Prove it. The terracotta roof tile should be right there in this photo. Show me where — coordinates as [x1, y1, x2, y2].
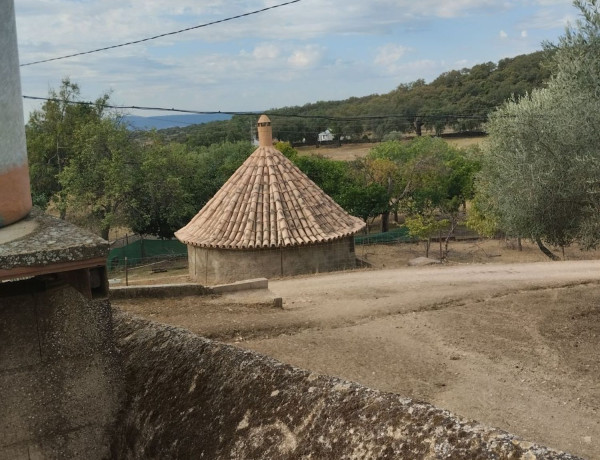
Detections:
[175, 119, 366, 249]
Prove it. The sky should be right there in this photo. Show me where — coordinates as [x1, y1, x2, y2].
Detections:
[14, 0, 578, 123]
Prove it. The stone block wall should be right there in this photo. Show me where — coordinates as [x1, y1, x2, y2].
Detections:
[111, 310, 581, 460]
[188, 237, 357, 285]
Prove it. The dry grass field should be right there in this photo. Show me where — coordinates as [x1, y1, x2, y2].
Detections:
[296, 135, 486, 161]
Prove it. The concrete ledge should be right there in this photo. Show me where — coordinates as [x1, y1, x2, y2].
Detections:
[0, 208, 108, 278]
[110, 278, 268, 300]
[110, 283, 213, 300]
[211, 278, 268, 294]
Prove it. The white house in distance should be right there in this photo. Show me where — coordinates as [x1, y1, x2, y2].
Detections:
[318, 129, 334, 142]
[175, 115, 365, 285]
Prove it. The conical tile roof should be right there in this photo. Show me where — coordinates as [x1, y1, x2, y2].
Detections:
[175, 116, 365, 249]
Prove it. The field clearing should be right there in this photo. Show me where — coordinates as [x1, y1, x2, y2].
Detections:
[296, 135, 486, 161]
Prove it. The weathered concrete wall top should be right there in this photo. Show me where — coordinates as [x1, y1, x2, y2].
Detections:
[112, 310, 581, 460]
[0, 209, 108, 271]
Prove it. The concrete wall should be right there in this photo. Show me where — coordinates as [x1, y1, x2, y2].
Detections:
[111, 310, 581, 460]
[189, 237, 357, 285]
[0, 281, 122, 459]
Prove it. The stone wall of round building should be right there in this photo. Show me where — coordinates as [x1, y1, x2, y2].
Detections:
[188, 237, 357, 285]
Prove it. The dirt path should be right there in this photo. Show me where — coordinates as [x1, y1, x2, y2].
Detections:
[115, 260, 600, 459]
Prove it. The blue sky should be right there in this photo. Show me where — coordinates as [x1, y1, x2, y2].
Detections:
[15, 0, 577, 122]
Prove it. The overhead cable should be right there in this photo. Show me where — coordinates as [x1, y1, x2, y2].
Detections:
[19, 0, 301, 67]
[22, 95, 491, 121]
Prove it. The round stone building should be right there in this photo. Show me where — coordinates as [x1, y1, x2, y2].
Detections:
[175, 115, 366, 284]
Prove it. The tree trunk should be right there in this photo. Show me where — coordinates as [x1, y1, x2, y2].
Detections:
[425, 238, 430, 258]
[100, 225, 110, 241]
[414, 118, 423, 136]
[517, 237, 522, 251]
[535, 238, 560, 261]
[381, 211, 390, 233]
[443, 218, 458, 259]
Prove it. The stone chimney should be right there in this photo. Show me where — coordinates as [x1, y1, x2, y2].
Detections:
[257, 114, 272, 147]
[0, 0, 32, 227]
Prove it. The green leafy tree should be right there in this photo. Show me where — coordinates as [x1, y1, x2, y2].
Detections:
[123, 140, 254, 239]
[274, 141, 299, 161]
[476, 0, 600, 259]
[405, 214, 449, 258]
[340, 183, 389, 228]
[293, 154, 352, 202]
[26, 78, 109, 216]
[195, 141, 255, 202]
[362, 137, 479, 235]
[59, 116, 137, 239]
[127, 140, 203, 238]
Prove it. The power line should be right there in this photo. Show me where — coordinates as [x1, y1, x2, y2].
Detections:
[22, 95, 494, 121]
[22, 95, 259, 115]
[19, 0, 301, 67]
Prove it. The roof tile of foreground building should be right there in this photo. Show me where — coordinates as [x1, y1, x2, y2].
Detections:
[175, 116, 365, 249]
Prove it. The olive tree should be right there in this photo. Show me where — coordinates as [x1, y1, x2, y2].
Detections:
[477, 0, 600, 259]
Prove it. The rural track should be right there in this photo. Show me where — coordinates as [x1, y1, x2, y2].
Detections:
[265, 259, 600, 329]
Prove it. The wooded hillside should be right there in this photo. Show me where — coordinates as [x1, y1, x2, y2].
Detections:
[157, 51, 551, 147]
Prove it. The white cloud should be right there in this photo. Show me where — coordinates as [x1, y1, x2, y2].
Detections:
[287, 45, 323, 69]
[519, 8, 574, 30]
[499, 30, 508, 39]
[521, 30, 528, 38]
[374, 44, 410, 68]
[532, 0, 571, 6]
[373, 55, 441, 80]
[15, 0, 522, 52]
[252, 43, 281, 60]
[433, 0, 500, 18]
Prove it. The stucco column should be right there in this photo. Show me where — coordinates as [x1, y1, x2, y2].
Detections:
[0, 0, 32, 227]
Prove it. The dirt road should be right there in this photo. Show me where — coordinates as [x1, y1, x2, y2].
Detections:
[115, 260, 600, 459]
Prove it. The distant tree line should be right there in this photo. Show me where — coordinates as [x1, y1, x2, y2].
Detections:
[155, 51, 551, 147]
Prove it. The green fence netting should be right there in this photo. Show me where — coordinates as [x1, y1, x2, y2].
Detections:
[354, 226, 414, 245]
[108, 227, 414, 270]
[108, 239, 187, 270]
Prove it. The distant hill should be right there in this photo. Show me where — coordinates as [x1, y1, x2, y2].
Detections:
[123, 113, 232, 130]
[153, 50, 553, 147]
